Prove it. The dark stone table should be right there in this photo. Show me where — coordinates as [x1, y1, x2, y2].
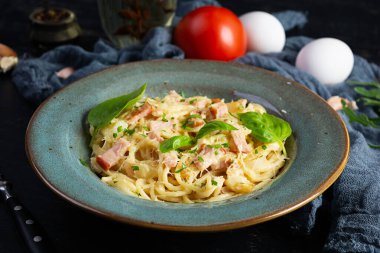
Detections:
[0, 1, 378, 252]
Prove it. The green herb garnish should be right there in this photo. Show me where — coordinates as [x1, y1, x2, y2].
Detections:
[117, 126, 123, 132]
[124, 128, 135, 135]
[88, 84, 146, 144]
[159, 136, 194, 153]
[189, 99, 197, 104]
[79, 159, 90, 168]
[132, 165, 139, 171]
[196, 121, 237, 139]
[262, 145, 267, 150]
[198, 156, 204, 162]
[341, 100, 380, 128]
[222, 143, 229, 148]
[113, 133, 117, 138]
[162, 113, 168, 122]
[211, 179, 218, 186]
[239, 112, 291, 154]
[175, 163, 187, 173]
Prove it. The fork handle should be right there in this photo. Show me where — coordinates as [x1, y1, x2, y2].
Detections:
[6, 197, 53, 253]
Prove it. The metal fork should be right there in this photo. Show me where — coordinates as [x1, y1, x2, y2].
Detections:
[0, 173, 52, 253]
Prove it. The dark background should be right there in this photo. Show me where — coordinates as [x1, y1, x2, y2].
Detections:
[0, 1, 379, 253]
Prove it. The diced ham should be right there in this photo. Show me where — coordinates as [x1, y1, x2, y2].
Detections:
[126, 102, 153, 125]
[211, 157, 233, 173]
[163, 151, 179, 168]
[166, 90, 182, 103]
[327, 96, 358, 111]
[96, 138, 130, 170]
[194, 145, 219, 171]
[209, 102, 229, 119]
[149, 120, 172, 132]
[229, 130, 251, 153]
[148, 131, 163, 142]
[148, 120, 173, 142]
[193, 99, 207, 109]
[187, 117, 204, 128]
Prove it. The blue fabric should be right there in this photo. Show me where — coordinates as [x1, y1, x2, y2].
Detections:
[11, 1, 380, 252]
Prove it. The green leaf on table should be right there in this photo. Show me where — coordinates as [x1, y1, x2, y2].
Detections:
[360, 97, 380, 107]
[238, 112, 292, 143]
[88, 83, 147, 129]
[368, 143, 380, 149]
[196, 121, 237, 139]
[348, 80, 380, 88]
[341, 100, 380, 128]
[354, 87, 380, 100]
[159, 136, 194, 153]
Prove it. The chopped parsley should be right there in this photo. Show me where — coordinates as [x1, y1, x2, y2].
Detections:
[255, 149, 258, 154]
[180, 99, 185, 102]
[198, 156, 204, 162]
[262, 145, 267, 150]
[207, 144, 222, 149]
[140, 134, 147, 138]
[113, 133, 118, 138]
[117, 126, 123, 132]
[79, 159, 90, 168]
[222, 143, 229, 148]
[142, 126, 149, 131]
[132, 165, 139, 171]
[124, 128, 135, 136]
[162, 113, 168, 122]
[211, 179, 218, 186]
[189, 99, 197, 104]
[189, 148, 198, 154]
[214, 150, 219, 155]
[175, 163, 187, 173]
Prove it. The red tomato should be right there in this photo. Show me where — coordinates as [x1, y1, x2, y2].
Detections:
[174, 6, 247, 61]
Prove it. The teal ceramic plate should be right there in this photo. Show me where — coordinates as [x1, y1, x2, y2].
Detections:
[26, 60, 349, 231]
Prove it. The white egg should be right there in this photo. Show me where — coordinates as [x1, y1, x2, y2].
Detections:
[240, 11, 285, 53]
[295, 38, 354, 85]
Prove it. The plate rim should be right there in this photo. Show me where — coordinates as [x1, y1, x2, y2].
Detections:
[25, 59, 350, 232]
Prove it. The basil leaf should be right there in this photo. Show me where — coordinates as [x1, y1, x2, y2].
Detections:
[88, 83, 147, 129]
[360, 97, 380, 107]
[196, 121, 237, 139]
[341, 100, 380, 128]
[354, 87, 380, 100]
[159, 136, 194, 153]
[239, 112, 292, 143]
[348, 80, 380, 88]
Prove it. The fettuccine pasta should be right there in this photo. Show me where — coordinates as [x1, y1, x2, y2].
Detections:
[89, 90, 288, 203]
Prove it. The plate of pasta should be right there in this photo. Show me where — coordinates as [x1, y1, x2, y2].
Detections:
[26, 60, 349, 231]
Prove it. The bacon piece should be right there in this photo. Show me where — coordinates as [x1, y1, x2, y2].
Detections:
[211, 98, 221, 103]
[149, 120, 172, 132]
[194, 145, 218, 171]
[126, 102, 153, 125]
[211, 157, 233, 173]
[327, 96, 358, 111]
[193, 99, 207, 109]
[187, 117, 204, 128]
[209, 102, 229, 119]
[163, 151, 179, 168]
[166, 90, 182, 103]
[96, 139, 130, 170]
[229, 130, 251, 153]
[148, 120, 172, 142]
